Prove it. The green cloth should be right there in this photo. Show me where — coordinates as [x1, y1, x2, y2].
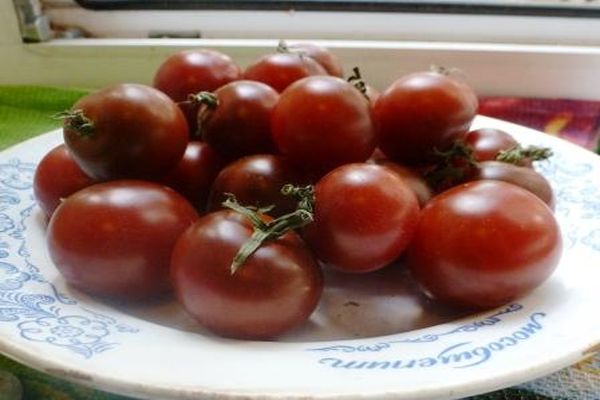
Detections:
[0, 86, 89, 148]
[0, 85, 595, 400]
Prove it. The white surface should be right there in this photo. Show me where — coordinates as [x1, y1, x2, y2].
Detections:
[0, 116, 599, 399]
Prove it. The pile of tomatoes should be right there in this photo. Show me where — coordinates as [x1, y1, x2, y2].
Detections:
[34, 42, 562, 340]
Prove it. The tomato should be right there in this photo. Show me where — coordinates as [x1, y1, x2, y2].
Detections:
[243, 51, 327, 93]
[373, 71, 478, 166]
[47, 181, 199, 301]
[171, 210, 323, 339]
[207, 154, 305, 217]
[288, 42, 344, 77]
[162, 141, 224, 211]
[201, 80, 278, 160]
[406, 180, 562, 310]
[465, 128, 519, 162]
[379, 161, 433, 207]
[272, 76, 376, 177]
[33, 144, 95, 218]
[154, 49, 242, 102]
[303, 164, 420, 273]
[469, 161, 555, 209]
[62, 84, 188, 181]
[153, 49, 242, 136]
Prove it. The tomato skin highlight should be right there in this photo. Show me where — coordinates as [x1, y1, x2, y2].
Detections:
[171, 210, 323, 339]
[303, 164, 420, 273]
[288, 42, 344, 77]
[406, 180, 562, 310]
[272, 76, 376, 177]
[373, 71, 478, 166]
[63, 84, 189, 181]
[153, 49, 242, 102]
[47, 180, 199, 301]
[33, 144, 96, 218]
[243, 52, 327, 93]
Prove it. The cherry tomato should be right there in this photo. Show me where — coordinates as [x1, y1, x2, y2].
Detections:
[465, 128, 519, 162]
[469, 161, 555, 209]
[33, 144, 95, 218]
[407, 180, 562, 310]
[154, 49, 242, 101]
[243, 52, 327, 93]
[303, 164, 420, 273]
[171, 210, 323, 339]
[153, 49, 242, 136]
[207, 154, 305, 217]
[162, 141, 224, 211]
[379, 161, 433, 207]
[288, 42, 344, 77]
[201, 80, 278, 160]
[272, 76, 376, 177]
[62, 84, 188, 181]
[373, 71, 478, 165]
[47, 181, 199, 301]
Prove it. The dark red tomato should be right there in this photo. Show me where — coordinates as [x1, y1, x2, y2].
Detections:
[153, 49, 242, 102]
[33, 144, 96, 218]
[407, 180, 562, 310]
[469, 161, 554, 209]
[373, 71, 478, 166]
[465, 128, 519, 162]
[162, 141, 224, 210]
[153, 49, 242, 136]
[63, 84, 188, 181]
[272, 76, 376, 177]
[202, 80, 279, 160]
[303, 164, 420, 273]
[47, 181, 199, 301]
[379, 161, 433, 208]
[171, 210, 323, 339]
[243, 52, 327, 93]
[207, 154, 305, 217]
[288, 42, 344, 77]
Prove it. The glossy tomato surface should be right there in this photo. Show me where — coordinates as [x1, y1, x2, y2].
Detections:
[207, 154, 304, 217]
[63, 84, 189, 181]
[171, 210, 323, 339]
[202, 80, 278, 160]
[33, 144, 95, 218]
[47, 181, 199, 301]
[465, 128, 519, 162]
[407, 180, 562, 309]
[153, 49, 242, 102]
[272, 76, 376, 177]
[303, 164, 420, 273]
[243, 52, 327, 93]
[373, 71, 478, 166]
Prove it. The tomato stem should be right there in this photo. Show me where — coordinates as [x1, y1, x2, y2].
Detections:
[347, 67, 370, 101]
[425, 140, 477, 191]
[223, 185, 315, 275]
[496, 145, 553, 165]
[188, 91, 219, 139]
[53, 109, 94, 138]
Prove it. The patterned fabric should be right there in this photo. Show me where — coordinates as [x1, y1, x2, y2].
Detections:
[0, 86, 598, 400]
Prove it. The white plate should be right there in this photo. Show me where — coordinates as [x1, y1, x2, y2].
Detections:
[0, 116, 598, 400]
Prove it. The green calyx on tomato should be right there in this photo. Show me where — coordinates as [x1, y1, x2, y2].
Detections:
[496, 144, 553, 165]
[223, 184, 315, 274]
[53, 109, 94, 138]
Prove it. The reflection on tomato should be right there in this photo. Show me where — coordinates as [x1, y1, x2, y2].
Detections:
[47, 181, 199, 301]
[407, 180, 562, 309]
[303, 164, 420, 273]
